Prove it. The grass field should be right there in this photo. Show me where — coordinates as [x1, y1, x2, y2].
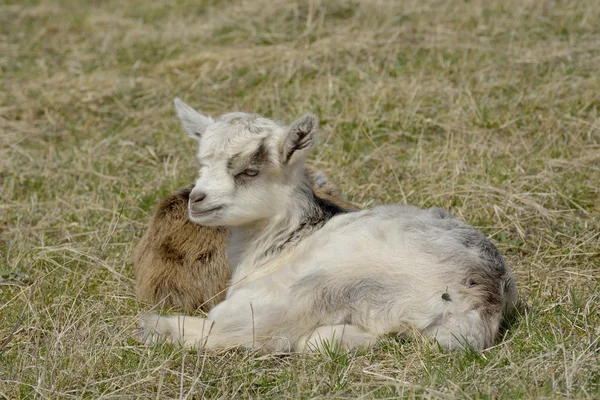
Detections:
[1, 0, 599, 398]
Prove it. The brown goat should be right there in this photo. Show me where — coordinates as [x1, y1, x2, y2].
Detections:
[133, 166, 358, 312]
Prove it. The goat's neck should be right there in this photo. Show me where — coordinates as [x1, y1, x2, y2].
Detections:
[227, 181, 338, 281]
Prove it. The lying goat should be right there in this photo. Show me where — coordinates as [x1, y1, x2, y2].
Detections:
[138, 99, 517, 351]
[134, 168, 358, 312]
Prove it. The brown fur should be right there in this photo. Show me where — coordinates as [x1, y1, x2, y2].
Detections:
[133, 167, 358, 312]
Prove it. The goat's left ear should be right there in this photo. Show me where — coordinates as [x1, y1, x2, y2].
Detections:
[174, 97, 214, 141]
[281, 113, 318, 166]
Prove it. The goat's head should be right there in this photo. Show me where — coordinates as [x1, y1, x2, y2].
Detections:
[174, 98, 318, 227]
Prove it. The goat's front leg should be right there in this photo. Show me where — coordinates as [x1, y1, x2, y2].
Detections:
[137, 292, 291, 351]
[137, 313, 218, 349]
[137, 307, 279, 350]
[297, 324, 378, 352]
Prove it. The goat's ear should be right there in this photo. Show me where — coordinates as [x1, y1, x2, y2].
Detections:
[174, 98, 214, 141]
[281, 113, 318, 166]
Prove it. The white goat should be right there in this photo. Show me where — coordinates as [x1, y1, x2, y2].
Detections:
[138, 98, 517, 352]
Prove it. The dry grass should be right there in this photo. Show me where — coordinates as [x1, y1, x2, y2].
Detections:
[1, 0, 599, 398]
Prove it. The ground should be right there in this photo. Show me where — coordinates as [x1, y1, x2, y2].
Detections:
[1, 0, 599, 398]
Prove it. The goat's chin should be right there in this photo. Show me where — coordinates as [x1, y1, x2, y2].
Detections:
[189, 217, 222, 226]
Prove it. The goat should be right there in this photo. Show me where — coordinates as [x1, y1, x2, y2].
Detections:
[137, 98, 517, 352]
[133, 167, 358, 312]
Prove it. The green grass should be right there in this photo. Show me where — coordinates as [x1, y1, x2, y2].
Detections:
[1, 0, 599, 398]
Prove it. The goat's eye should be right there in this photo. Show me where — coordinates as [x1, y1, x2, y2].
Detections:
[243, 168, 259, 177]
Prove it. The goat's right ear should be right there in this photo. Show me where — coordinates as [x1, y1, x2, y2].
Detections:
[174, 98, 214, 141]
[281, 113, 318, 166]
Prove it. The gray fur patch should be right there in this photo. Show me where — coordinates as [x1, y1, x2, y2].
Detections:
[291, 272, 398, 323]
[406, 207, 507, 277]
[262, 186, 350, 258]
[457, 230, 506, 273]
[229, 139, 273, 183]
[429, 207, 453, 219]
[249, 140, 271, 166]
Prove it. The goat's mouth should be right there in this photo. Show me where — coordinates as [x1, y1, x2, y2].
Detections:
[190, 205, 224, 219]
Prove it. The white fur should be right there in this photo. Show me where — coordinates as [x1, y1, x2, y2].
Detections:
[139, 100, 517, 352]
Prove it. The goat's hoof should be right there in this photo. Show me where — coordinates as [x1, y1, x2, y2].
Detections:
[135, 313, 171, 346]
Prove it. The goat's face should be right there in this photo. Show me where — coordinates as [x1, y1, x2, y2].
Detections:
[174, 98, 318, 227]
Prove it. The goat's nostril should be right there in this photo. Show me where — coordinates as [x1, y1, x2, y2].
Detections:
[190, 191, 207, 203]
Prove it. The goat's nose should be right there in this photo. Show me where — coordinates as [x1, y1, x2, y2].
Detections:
[190, 190, 207, 203]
